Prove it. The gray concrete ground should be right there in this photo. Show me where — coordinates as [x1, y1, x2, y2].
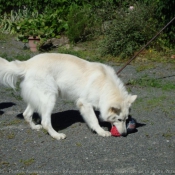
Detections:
[0, 38, 175, 175]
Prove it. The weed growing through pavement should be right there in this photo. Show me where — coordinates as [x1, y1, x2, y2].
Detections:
[7, 133, 15, 139]
[3, 119, 21, 126]
[0, 32, 12, 41]
[135, 64, 156, 72]
[162, 130, 175, 138]
[0, 161, 10, 167]
[76, 142, 82, 147]
[20, 158, 35, 166]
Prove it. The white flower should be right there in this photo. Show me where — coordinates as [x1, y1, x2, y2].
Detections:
[129, 6, 134, 10]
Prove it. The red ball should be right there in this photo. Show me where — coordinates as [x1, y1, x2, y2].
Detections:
[110, 125, 121, 137]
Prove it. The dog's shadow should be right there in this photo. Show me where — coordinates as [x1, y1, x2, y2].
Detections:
[0, 102, 16, 115]
[1, 102, 146, 135]
[127, 115, 146, 135]
[17, 110, 111, 131]
[17, 110, 145, 135]
[51, 110, 85, 130]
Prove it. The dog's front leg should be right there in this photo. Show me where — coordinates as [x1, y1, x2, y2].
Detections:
[77, 99, 111, 137]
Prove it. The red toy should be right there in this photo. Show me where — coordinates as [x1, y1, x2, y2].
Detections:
[110, 125, 121, 137]
[111, 117, 136, 137]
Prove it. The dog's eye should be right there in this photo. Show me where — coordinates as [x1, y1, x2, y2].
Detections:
[107, 116, 116, 122]
[118, 119, 122, 122]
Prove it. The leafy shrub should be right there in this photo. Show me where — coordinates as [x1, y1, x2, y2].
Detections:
[1, 0, 174, 54]
[0, 8, 68, 48]
[139, 0, 175, 48]
[0, 0, 121, 14]
[0, 9, 28, 34]
[101, 3, 158, 58]
[67, 3, 102, 42]
[0, 0, 70, 14]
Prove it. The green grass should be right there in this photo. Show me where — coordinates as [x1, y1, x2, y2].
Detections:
[135, 95, 175, 116]
[3, 119, 21, 126]
[134, 48, 175, 64]
[57, 47, 103, 63]
[57, 39, 123, 63]
[146, 96, 165, 106]
[135, 64, 156, 72]
[162, 130, 175, 138]
[58, 48, 88, 59]
[56, 43, 175, 64]
[7, 133, 15, 139]
[0, 32, 13, 41]
[1, 31, 175, 64]
[127, 75, 175, 91]
[20, 158, 35, 166]
[0, 161, 10, 166]
[76, 142, 82, 147]
[1, 53, 31, 61]
[11, 91, 23, 101]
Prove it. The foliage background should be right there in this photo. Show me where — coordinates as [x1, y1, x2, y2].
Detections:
[0, 0, 174, 58]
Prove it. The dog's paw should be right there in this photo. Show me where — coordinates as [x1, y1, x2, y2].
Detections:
[53, 133, 66, 140]
[31, 124, 42, 131]
[98, 130, 111, 137]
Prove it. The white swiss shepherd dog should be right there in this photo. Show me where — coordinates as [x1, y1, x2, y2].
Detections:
[0, 53, 137, 140]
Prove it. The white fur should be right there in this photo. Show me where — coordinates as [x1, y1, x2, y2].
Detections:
[0, 53, 137, 140]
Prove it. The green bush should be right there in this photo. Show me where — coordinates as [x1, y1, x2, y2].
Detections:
[14, 10, 68, 41]
[1, 0, 174, 55]
[67, 3, 102, 42]
[101, 3, 158, 58]
[0, 7, 68, 45]
[0, 8, 34, 34]
[139, 0, 175, 48]
[0, 0, 122, 14]
[0, 0, 70, 14]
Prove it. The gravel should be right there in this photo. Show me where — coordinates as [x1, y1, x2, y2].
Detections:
[0, 38, 175, 175]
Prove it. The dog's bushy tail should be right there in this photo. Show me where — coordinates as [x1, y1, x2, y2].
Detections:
[0, 57, 25, 89]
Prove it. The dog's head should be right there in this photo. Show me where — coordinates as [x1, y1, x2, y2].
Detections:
[106, 95, 137, 136]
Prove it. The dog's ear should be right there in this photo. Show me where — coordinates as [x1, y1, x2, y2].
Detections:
[128, 95, 137, 104]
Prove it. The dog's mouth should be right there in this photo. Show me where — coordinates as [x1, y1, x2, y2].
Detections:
[111, 123, 128, 137]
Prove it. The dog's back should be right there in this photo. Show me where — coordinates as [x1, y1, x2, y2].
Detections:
[0, 53, 126, 105]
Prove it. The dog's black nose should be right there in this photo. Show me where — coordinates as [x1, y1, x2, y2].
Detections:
[122, 133, 127, 137]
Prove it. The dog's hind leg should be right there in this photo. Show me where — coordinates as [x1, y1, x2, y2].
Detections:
[77, 99, 111, 137]
[39, 94, 66, 140]
[23, 105, 42, 131]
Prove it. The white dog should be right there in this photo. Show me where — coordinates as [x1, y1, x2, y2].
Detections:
[0, 53, 137, 140]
